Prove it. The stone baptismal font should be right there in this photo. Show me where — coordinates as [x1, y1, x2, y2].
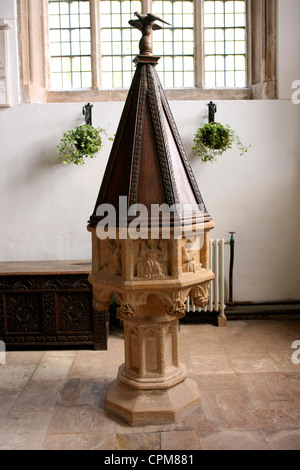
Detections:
[87, 13, 215, 426]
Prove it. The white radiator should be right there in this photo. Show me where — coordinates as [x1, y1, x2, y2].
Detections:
[186, 238, 227, 318]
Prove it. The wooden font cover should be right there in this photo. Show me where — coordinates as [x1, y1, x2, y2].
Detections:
[89, 14, 211, 227]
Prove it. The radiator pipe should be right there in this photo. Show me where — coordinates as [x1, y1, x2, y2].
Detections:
[228, 232, 235, 303]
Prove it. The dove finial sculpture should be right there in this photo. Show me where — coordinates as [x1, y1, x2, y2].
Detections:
[129, 12, 171, 55]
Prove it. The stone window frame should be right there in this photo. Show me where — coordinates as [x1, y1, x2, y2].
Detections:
[17, 0, 277, 103]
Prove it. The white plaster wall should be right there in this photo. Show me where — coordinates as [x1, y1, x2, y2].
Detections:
[0, 0, 299, 302]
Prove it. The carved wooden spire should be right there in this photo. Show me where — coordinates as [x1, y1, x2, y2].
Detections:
[89, 14, 211, 227]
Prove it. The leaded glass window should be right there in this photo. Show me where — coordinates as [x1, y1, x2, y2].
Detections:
[203, 0, 247, 88]
[99, 0, 141, 88]
[152, 0, 194, 88]
[47, 0, 247, 91]
[48, 0, 92, 88]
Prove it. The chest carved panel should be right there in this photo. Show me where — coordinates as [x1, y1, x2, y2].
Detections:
[0, 267, 107, 350]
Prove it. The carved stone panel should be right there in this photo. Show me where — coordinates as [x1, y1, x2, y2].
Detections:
[145, 328, 160, 373]
[130, 327, 139, 371]
[164, 326, 173, 371]
[99, 240, 122, 276]
[134, 239, 168, 279]
[182, 237, 202, 273]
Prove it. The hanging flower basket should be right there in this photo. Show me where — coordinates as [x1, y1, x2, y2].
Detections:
[192, 122, 250, 163]
[57, 124, 108, 166]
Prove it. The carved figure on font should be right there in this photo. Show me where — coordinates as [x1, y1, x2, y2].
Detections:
[136, 239, 165, 279]
[99, 240, 122, 276]
[182, 238, 202, 273]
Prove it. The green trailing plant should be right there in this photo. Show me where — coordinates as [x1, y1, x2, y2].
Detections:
[57, 124, 112, 166]
[192, 122, 250, 163]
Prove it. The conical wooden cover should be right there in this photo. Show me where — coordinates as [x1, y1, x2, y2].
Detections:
[89, 55, 211, 227]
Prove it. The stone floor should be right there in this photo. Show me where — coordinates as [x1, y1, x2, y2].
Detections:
[0, 319, 300, 450]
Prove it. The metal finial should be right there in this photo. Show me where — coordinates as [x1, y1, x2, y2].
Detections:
[128, 12, 171, 55]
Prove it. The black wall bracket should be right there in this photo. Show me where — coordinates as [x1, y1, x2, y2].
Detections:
[83, 102, 93, 125]
[208, 101, 217, 123]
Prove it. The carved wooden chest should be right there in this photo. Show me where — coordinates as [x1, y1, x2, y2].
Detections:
[0, 261, 108, 350]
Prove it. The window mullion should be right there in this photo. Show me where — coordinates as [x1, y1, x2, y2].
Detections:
[90, 0, 101, 89]
[246, 0, 252, 87]
[43, 0, 50, 89]
[194, 0, 203, 88]
[141, 0, 152, 15]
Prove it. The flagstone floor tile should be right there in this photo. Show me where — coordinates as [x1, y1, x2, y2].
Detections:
[0, 319, 299, 450]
